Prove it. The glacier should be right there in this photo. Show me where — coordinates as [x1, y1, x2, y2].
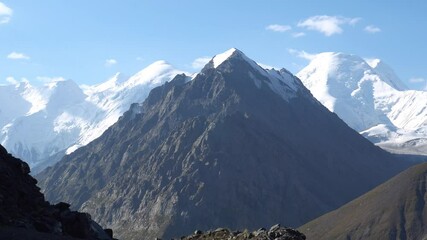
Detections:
[297, 52, 427, 156]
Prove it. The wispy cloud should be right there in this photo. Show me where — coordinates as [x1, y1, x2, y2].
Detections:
[136, 56, 144, 61]
[408, 77, 427, 90]
[297, 15, 360, 36]
[6, 76, 18, 85]
[288, 48, 317, 61]
[0, 2, 12, 24]
[7, 52, 30, 60]
[36, 76, 66, 83]
[105, 59, 118, 67]
[292, 32, 306, 38]
[4, 76, 29, 85]
[266, 24, 292, 32]
[409, 77, 425, 83]
[192, 57, 211, 69]
[364, 25, 381, 33]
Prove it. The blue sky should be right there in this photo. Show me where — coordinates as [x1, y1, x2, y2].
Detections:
[1, 0, 426, 89]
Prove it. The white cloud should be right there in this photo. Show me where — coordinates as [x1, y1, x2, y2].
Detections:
[6, 76, 18, 85]
[0, 2, 12, 24]
[7, 52, 30, 60]
[297, 15, 360, 36]
[288, 48, 317, 61]
[266, 24, 292, 32]
[4, 76, 29, 85]
[292, 32, 306, 38]
[409, 77, 426, 83]
[136, 56, 144, 61]
[36, 76, 66, 83]
[105, 59, 118, 67]
[192, 57, 211, 69]
[364, 25, 381, 33]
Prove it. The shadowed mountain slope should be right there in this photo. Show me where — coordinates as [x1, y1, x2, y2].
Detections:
[300, 162, 427, 240]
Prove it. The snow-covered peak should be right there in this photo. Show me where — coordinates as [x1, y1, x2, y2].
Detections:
[298, 52, 407, 101]
[46, 80, 86, 111]
[84, 72, 125, 94]
[300, 52, 407, 93]
[212, 48, 239, 68]
[365, 58, 381, 68]
[210, 48, 264, 70]
[297, 52, 406, 130]
[205, 48, 306, 101]
[297, 51, 427, 155]
[86, 61, 181, 96]
[369, 59, 407, 90]
[209, 48, 268, 73]
[124, 60, 176, 88]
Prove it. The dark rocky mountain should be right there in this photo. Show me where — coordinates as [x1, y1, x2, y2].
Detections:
[38, 49, 411, 239]
[299, 162, 427, 240]
[0, 144, 115, 240]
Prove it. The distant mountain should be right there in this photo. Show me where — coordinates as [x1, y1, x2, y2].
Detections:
[0, 61, 184, 172]
[300, 162, 427, 240]
[0, 144, 114, 240]
[38, 48, 410, 240]
[297, 52, 427, 156]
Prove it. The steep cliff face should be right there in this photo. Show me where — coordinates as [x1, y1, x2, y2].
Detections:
[300, 162, 427, 240]
[39, 49, 410, 240]
[0, 144, 114, 240]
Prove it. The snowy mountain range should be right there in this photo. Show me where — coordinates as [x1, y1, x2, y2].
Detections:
[297, 52, 427, 156]
[1, 50, 426, 173]
[0, 61, 185, 171]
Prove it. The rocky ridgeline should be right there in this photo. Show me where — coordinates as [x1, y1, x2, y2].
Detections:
[175, 224, 305, 240]
[0, 144, 115, 240]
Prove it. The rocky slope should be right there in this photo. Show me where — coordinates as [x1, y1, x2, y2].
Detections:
[0, 62, 184, 172]
[179, 224, 305, 240]
[297, 52, 427, 156]
[0, 144, 115, 240]
[299, 162, 427, 240]
[38, 49, 410, 240]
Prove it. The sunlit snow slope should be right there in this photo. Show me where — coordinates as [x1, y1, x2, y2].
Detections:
[0, 61, 185, 171]
[297, 52, 427, 156]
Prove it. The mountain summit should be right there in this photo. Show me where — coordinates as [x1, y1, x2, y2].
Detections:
[297, 52, 427, 156]
[38, 49, 409, 239]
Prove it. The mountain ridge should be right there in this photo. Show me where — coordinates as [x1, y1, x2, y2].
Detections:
[38, 48, 410, 240]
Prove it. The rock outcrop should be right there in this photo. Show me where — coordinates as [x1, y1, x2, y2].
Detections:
[0, 144, 115, 240]
[178, 224, 305, 240]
